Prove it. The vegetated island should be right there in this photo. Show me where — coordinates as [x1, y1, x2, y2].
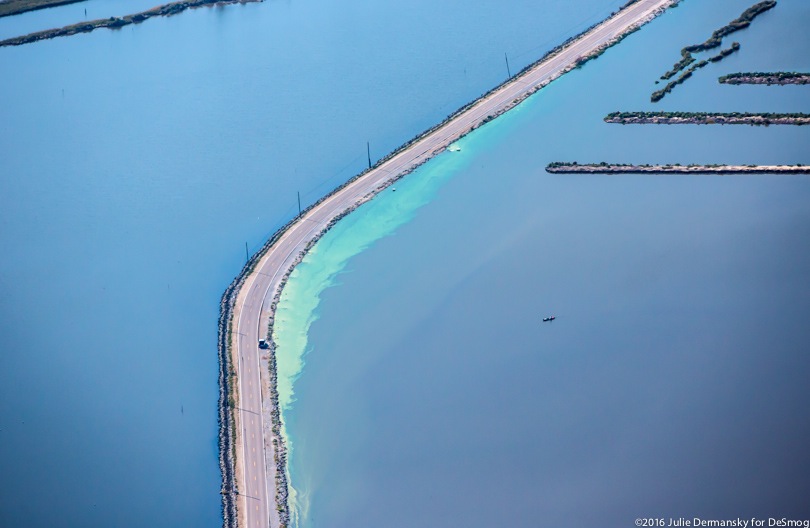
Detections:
[659, 0, 776, 81]
[0, 0, 262, 47]
[0, 0, 85, 18]
[651, 42, 740, 102]
[216, 1, 682, 527]
[546, 162, 810, 174]
[648, 0, 776, 102]
[719, 72, 810, 85]
[605, 111, 810, 125]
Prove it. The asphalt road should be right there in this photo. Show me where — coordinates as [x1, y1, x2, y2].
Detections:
[231, 1, 674, 526]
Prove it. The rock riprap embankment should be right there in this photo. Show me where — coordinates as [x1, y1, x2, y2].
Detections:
[546, 163, 810, 174]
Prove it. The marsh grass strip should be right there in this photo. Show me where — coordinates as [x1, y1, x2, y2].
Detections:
[658, 0, 776, 81]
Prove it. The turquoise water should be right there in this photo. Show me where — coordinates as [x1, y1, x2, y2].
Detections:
[0, 0, 632, 526]
[279, 0, 810, 526]
[274, 141, 473, 524]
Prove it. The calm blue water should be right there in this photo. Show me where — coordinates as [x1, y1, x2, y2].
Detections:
[0, 0, 634, 526]
[282, 0, 810, 526]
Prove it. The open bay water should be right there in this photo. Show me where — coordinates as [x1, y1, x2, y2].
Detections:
[0, 0, 633, 526]
[279, 0, 810, 526]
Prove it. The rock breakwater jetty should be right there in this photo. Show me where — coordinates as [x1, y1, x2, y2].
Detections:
[546, 162, 810, 174]
[605, 111, 810, 126]
[719, 72, 810, 85]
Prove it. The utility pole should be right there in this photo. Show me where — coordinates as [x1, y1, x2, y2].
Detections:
[245, 242, 249, 263]
[504, 52, 512, 79]
[297, 191, 302, 215]
[367, 142, 372, 169]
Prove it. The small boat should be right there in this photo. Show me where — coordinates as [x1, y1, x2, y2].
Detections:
[542, 316, 556, 322]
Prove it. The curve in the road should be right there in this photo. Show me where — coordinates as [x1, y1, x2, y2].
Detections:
[220, 1, 678, 526]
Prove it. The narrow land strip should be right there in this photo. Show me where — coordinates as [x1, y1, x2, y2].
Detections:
[546, 163, 810, 174]
[605, 111, 810, 125]
[651, 42, 740, 102]
[218, 1, 679, 527]
[0, 0, 262, 47]
[0, 0, 85, 18]
[659, 0, 776, 81]
[719, 72, 810, 85]
[648, 0, 776, 102]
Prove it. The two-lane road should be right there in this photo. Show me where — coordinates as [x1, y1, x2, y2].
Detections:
[234, 293, 272, 527]
[228, 1, 676, 526]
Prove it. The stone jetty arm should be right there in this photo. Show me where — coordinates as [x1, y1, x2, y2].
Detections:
[605, 111, 810, 125]
[719, 72, 810, 85]
[546, 163, 810, 174]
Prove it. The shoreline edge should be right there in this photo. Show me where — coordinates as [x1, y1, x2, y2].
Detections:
[217, 1, 680, 526]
